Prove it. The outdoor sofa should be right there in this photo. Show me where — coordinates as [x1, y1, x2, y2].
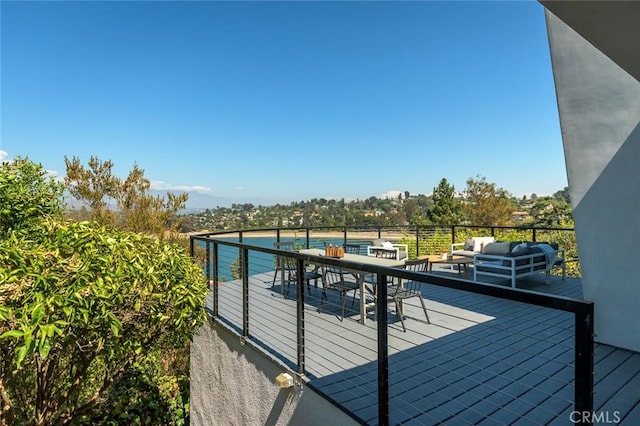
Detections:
[472, 241, 566, 288]
[366, 238, 409, 261]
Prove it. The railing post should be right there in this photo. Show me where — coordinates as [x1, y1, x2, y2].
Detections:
[276, 229, 281, 243]
[415, 227, 420, 258]
[343, 226, 348, 248]
[205, 240, 211, 307]
[296, 258, 306, 375]
[532, 228, 537, 242]
[213, 241, 219, 317]
[241, 247, 249, 338]
[189, 237, 195, 257]
[305, 228, 310, 249]
[377, 273, 389, 426]
[574, 303, 594, 424]
[451, 225, 456, 245]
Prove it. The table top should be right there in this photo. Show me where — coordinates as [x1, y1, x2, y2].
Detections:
[298, 248, 405, 268]
[424, 255, 474, 265]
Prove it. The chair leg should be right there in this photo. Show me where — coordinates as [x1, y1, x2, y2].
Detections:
[419, 295, 430, 325]
[285, 271, 292, 297]
[395, 300, 406, 332]
[340, 291, 347, 321]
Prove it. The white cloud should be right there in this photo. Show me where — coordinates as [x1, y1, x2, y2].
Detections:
[46, 169, 66, 182]
[234, 186, 244, 191]
[150, 180, 211, 192]
[0, 150, 9, 161]
[380, 190, 401, 199]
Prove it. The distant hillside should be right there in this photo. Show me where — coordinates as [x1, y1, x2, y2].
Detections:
[150, 190, 233, 211]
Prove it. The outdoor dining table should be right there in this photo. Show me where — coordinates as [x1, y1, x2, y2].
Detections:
[298, 248, 406, 324]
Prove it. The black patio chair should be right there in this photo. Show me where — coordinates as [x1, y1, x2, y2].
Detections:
[386, 258, 430, 331]
[282, 254, 322, 297]
[320, 266, 359, 321]
[271, 241, 296, 289]
[345, 243, 362, 255]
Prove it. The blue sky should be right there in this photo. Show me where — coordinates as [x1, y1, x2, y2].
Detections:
[1, 0, 566, 207]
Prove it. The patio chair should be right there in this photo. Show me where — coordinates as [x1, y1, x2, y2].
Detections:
[282, 255, 322, 297]
[271, 241, 296, 289]
[320, 266, 359, 321]
[345, 243, 362, 255]
[272, 241, 321, 296]
[386, 258, 430, 331]
[343, 243, 363, 280]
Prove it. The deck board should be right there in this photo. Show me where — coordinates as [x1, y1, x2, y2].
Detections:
[207, 264, 640, 425]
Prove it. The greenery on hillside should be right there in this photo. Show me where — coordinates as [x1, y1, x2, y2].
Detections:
[181, 176, 573, 233]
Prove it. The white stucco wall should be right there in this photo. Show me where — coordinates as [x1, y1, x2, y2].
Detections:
[190, 319, 359, 426]
[545, 10, 640, 351]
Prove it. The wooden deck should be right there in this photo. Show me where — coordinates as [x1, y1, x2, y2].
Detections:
[208, 264, 640, 425]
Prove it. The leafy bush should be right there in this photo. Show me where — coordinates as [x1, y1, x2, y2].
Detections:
[399, 229, 452, 259]
[0, 220, 207, 424]
[0, 156, 64, 232]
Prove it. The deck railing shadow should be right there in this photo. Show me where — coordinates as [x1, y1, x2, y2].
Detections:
[190, 232, 593, 425]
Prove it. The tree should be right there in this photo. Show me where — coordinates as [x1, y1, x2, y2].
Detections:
[529, 196, 573, 227]
[65, 156, 188, 236]
[0, 158, 207, 425]
[117, 162, 188, 235]
[428, 178, 464, 225]
[0, 157, 64, 232]
[553, 186, 571, 204]
[403, 198, 417, 223]
[64, 155, 120, 225]
[462, 175, 515, 226]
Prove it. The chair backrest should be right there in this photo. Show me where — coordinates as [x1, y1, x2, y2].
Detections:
[274, 241, 295, 251]
[404, 258, 428, 272]
[322, 266, 346, 287]
[375, 249, 397, 259]
[274, 241, 296, 269]
[345, 244, 361, 255]
[392, 258, 428, 296]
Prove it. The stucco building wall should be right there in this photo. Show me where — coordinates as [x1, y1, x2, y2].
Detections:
[544, 7, 640, 351]
[190, 318, 358, 426]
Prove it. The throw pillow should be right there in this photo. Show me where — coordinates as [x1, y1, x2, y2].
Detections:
[464, 238, 473, 251]
[511, 242, 528, 254]
[482, 242, 512, 255]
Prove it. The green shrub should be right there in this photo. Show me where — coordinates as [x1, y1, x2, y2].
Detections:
[0, 220, 207, 424]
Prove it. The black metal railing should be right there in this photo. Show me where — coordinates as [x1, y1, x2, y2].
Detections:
[193, 223, 576, 253]
[190, 225, 592, 425]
